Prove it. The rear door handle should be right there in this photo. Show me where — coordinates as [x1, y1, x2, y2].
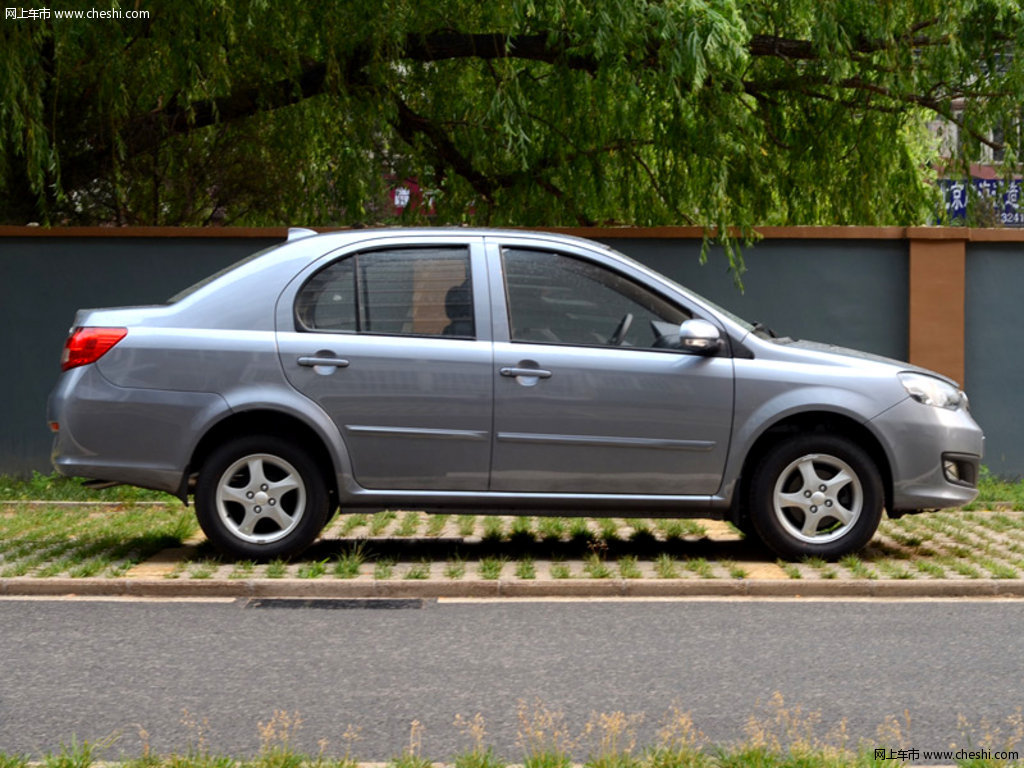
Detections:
[500, 366, 552, 379]
[297, 356, 350, 368]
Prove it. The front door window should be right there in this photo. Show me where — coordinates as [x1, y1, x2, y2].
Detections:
[503, 248, 689, 349]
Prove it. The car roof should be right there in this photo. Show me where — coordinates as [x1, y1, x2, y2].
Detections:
[284, 227, 618, 250]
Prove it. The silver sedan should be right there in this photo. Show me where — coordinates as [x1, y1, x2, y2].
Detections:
[48, 228, 984, 559]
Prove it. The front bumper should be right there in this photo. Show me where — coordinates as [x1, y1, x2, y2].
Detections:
[869, 396, 985, 511]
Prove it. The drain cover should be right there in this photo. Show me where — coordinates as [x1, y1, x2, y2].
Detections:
[245, 598, 429, 610]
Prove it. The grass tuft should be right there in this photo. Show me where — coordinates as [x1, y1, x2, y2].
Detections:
[333, 544, 367, 579]
[583, 553, 614, 579]
[445, 555, 467, 580]
[478, 557, 505, 580]
[516, 558, 537, 580]
[296, 559, 328, 579]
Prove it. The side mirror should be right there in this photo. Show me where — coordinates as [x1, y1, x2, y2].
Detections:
[678, 318, 722, 355]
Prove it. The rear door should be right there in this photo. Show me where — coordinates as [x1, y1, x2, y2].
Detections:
[277, 237, 493, 491]
[488, 238, 734, 495]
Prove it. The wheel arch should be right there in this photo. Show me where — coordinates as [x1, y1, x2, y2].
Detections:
[730, 411, 893, 528]
[185, 409, 340, 507]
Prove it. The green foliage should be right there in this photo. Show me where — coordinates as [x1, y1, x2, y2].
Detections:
[6, 1, 1024, 265]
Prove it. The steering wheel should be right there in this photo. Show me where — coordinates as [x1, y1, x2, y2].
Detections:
[607, 312, 634, 346]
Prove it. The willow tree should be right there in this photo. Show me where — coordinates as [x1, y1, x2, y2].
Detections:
[2, 0, 1022, 245]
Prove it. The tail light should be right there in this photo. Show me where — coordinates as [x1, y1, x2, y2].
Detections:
[61, 327, 128, 371]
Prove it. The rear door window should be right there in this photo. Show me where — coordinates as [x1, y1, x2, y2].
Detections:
[295, 247, 473, 338]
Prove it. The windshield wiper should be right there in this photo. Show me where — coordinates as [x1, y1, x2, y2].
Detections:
[752, 321, 778, 338]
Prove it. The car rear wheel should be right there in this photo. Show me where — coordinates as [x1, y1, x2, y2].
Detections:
[749, 434, 883, 560]
[195, 435, 330, 560]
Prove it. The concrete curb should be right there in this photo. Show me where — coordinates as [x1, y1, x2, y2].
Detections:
[3, 577, 1024, 599]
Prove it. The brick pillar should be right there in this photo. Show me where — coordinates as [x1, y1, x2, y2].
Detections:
[907, 233, 967, 384]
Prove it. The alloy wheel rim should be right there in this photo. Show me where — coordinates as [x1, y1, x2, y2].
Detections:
[771, 452, 863, 544]
[215, 453, 306, 544]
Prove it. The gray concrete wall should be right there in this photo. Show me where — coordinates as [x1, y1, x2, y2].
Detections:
[610, 237, 908, 361]
[964, 242, 1024, 478]
[1, 235, 277, 476]
[0, 229, 1015, 480]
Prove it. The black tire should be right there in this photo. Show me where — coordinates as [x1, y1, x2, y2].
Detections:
[729, 513, 757, 540]
[195, 435, 330, 560]
[748, 434, 883, 560]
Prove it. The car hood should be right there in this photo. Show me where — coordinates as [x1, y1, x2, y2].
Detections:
[772, 338, 959, 386]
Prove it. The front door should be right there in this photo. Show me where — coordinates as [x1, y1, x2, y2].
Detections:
[490, 245, 734, 495]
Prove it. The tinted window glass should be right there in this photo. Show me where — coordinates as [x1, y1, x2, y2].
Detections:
[503, 248, 688, 348]
[296, 247, 473, 338]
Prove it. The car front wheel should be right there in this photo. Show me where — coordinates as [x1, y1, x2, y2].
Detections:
[749, 434, 883, 560]
[195, 435, 330, 560]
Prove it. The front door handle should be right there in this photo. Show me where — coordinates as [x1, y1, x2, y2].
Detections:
[297, 356, 350, 368]
[500, 366, 552, 379]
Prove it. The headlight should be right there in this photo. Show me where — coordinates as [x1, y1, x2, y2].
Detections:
[898, 372, 964, 410]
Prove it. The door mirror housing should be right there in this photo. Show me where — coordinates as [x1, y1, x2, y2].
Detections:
[678, 318, 723, 355]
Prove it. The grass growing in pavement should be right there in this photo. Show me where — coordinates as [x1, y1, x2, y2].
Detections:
[188, 559, 219, 579]
[403, 561, 431, 580]
[721, 560, 747, 580]
[230, 560, 257, 580]
[478, 557, 505, 580]
[510, 516, 534, 539]
[839, 554, 877, 580]
[481, 517, 505, 541]
[537, 517, 567, 541]
[6, 474, 1024, 581]
[550, 561, 572, 579]
[444, 555, 467, 580]
[339, 514, 368, 536]
[395, 511, 421, 537]
[583, 553, 614, 579]
[425, 514, 449, 537]
[515, 558, 537, 580]
[653, 554, 680, 579]
[369, 511, 396, 537]
[297, 559, 329, 579]
[618, 556, 642, 579]
[683, 558, 714, 579]
[334, 544, 367, 579]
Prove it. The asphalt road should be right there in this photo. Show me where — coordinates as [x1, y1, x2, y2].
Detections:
[0, 597, 1022, 762]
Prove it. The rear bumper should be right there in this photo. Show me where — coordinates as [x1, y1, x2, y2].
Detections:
[48, 365, 226, 495]
[870, 397, 984, 510]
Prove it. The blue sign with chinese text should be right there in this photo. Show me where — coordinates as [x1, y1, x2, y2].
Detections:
[940, 178, 1024, 226]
